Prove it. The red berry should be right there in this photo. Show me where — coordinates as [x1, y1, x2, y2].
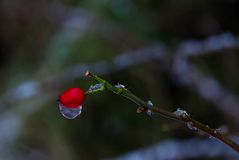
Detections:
[59, 88, 85, 108]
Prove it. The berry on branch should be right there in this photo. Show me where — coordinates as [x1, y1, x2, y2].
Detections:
[58, 88, 86, 119]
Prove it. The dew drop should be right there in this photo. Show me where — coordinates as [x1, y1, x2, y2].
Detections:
[215, 125, 228, 135]
[174, 108, 189, 118]
[186, 121, 198, 131]
[146, 100, 154, 116]
[114, 83, 125, 88]
[58, 103, 82, 119]
[146, 109, 153, 116]
[147, 100, 153, 107]
[88, 83, 104, 92]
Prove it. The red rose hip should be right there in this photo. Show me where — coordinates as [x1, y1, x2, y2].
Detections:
[58, 88, 86, 119]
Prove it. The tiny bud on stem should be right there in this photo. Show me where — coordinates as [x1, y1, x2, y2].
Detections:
[85, 71, 92, 77]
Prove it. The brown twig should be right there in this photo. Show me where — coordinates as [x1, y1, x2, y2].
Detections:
[86, 71, 239, 153]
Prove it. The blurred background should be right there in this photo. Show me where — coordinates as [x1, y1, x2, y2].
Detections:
[1, 0, 239, 159]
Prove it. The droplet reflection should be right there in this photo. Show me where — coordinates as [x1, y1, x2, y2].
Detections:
[58, 103, 82, 119]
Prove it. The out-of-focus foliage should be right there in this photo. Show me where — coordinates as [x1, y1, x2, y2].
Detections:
[0, 0, 239, 159]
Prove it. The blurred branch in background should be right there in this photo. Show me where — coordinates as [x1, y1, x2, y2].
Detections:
[177, 33, 239, 57]
[1, 32, 239, 120]
[43, 4, 145, 71]
[113, 137, 239, 160]
[0, 93, 51, 160]
[172, 57, 239, 122]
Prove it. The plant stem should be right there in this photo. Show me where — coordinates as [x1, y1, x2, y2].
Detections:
[85, 71, 239, 152]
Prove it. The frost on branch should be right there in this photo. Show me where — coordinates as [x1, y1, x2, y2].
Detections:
[87, 83, 104, 93]
[113, 83, 126, 94]
[174, 108, 198, 131]
[174, 108, 190, 118]
[146, 100, 153, 116]
[186, 121, 198, 131]
[114, 83, 125, 89]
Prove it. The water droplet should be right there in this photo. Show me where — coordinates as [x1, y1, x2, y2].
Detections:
[174, 108, 189, 118]
[88, 83, 104, 93]
[146, 100, 153, 116]
[186, 121, 198, 131]
[147, 100, 153, 107]
[114, 83, 125, 88]
[59, 103, 82, 119]
[215, 125, 228, 135]
[146, 109, 153, 116]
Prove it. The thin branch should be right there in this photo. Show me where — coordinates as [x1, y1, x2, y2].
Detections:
[85, 71, 239, 153]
